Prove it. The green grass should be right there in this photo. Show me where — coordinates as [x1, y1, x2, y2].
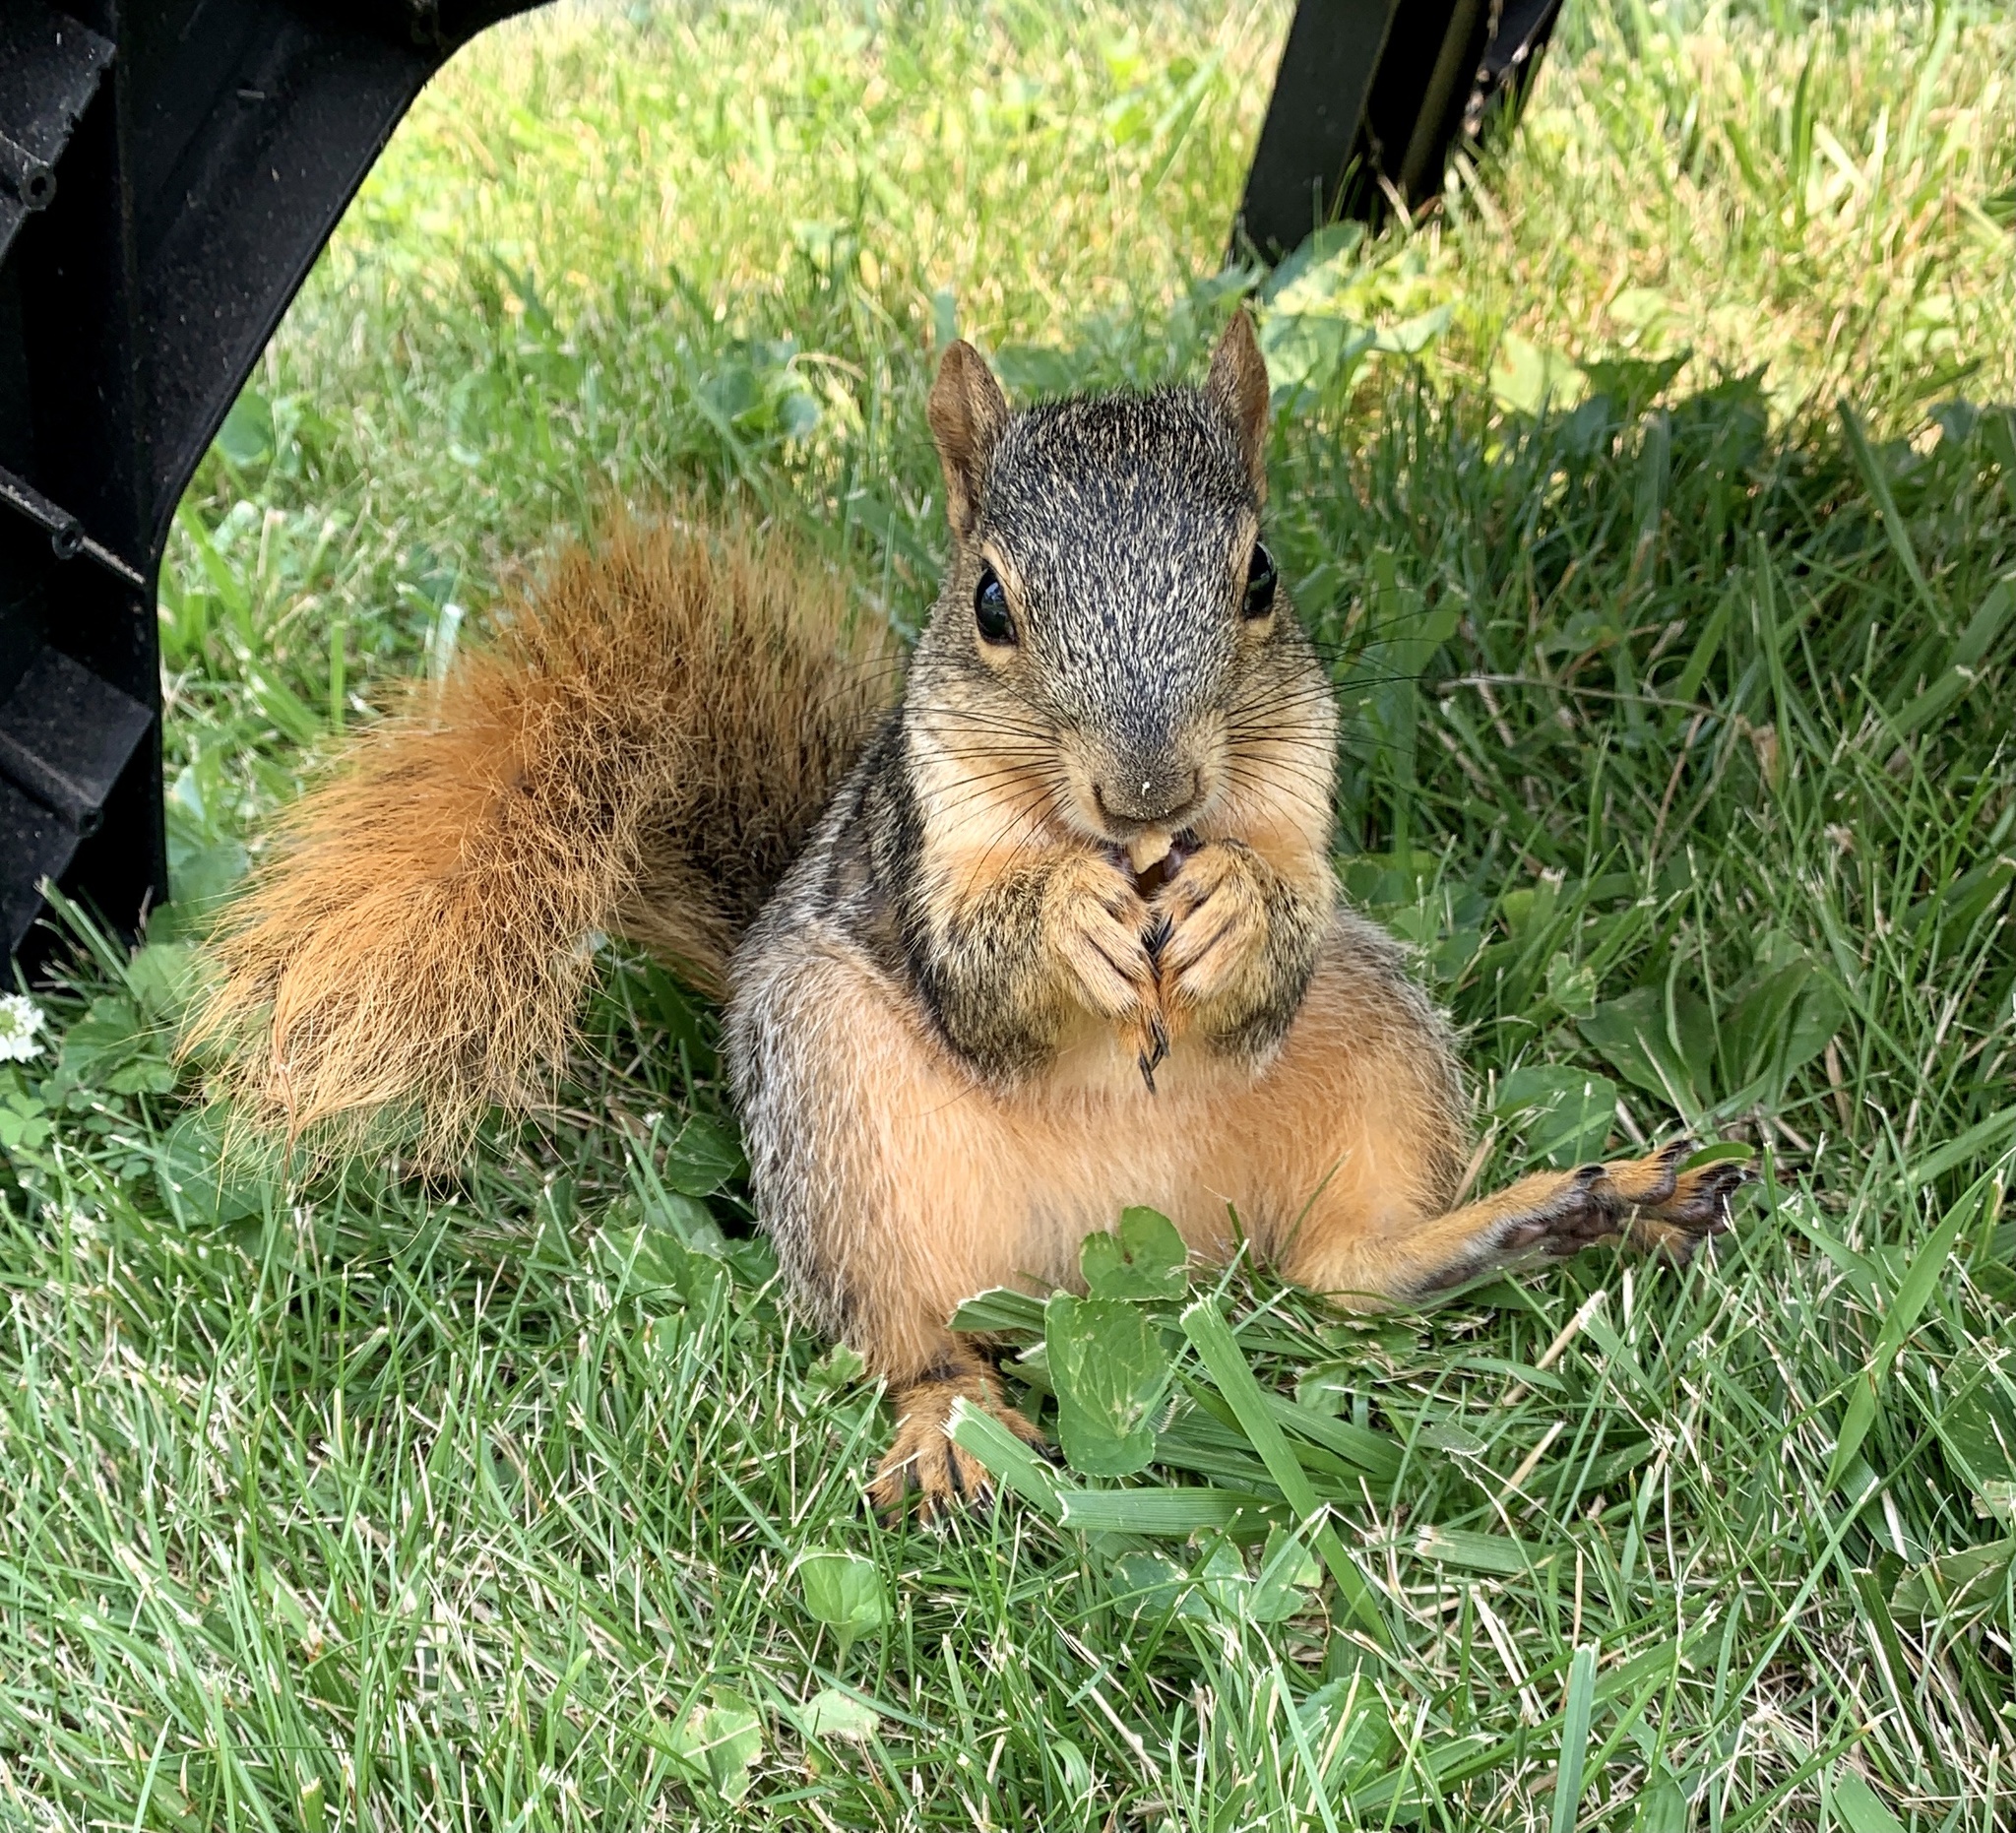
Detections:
[5, 1, 2016, 1826]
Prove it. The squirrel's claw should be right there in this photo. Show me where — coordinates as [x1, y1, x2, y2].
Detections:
[1153, 841, 1271, 1015]
[1135, 1009, 1168, 1094]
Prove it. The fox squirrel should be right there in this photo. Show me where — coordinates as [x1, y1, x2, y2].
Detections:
[195, 312, 1743, 1512]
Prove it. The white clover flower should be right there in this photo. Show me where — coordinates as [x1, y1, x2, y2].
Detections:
[0, 994, 47, 1063]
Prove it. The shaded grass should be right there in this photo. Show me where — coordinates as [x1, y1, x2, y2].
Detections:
[3, 2, 2015, 1828]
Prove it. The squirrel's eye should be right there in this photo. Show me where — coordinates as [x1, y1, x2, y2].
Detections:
[975, 567, 1015, 645]
[1242, 542, 1278, 620]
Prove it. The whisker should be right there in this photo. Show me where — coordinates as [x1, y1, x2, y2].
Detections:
[1222, 680, 1346, 719]
[955, 783, 1070, 904]
[927, 772, 1068, 826]
[1224, 670, 1426, 721]
[1225, 721, 1350, 745]
[919, 737, 1058, 758]
[921, 757, 1068, 809]
[1222, 752, 1336, 792]
[1220, 762, 1335, 806]
[910, 708, 1061, 744]
[1441, 673, 1714, 716]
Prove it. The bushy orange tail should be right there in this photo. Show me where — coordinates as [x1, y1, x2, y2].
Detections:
[187, 511, 895, 1157]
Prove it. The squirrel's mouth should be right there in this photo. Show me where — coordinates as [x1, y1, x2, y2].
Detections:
[1123, 831, 1197, 899]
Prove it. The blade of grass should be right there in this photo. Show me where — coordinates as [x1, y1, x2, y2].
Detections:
[1550, 1643, 1599, 1833]
[1179, 1299, 1392, 1646]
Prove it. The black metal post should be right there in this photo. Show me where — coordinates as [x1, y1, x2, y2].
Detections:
[1233, 0, 1565, 260]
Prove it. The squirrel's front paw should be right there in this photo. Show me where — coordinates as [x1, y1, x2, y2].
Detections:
[1155, 841, 1270, 1014]
[1044, 853, 1157, 1020]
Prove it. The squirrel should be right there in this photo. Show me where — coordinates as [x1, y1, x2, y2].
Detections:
[194, 311, 1744, 1513]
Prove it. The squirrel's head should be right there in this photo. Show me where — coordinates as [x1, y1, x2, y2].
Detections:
[912, 311, 1333, 852]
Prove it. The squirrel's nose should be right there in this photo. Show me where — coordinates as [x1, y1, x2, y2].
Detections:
[1094, 766, 1199, 830]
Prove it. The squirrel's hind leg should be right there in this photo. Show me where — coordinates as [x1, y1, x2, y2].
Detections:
[1246, 928, 1742, 1306]
[728, 933, 1055, 1517]
[1285, 1141, 1745, 1305]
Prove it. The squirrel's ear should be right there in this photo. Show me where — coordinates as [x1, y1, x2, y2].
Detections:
[1206, 308, 1270, 502]
[928, 340, 1010, 539]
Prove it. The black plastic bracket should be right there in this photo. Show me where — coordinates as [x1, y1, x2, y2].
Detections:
[0, 7, 112, 265]
[0, 0, 537, 963]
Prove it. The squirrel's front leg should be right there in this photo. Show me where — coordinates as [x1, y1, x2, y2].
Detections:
[1154, 839, 1330, 1056]
[923, 847, 1157, 1075]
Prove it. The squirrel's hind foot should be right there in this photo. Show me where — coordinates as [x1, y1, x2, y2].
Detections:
[868, 1365, 1046, 1521]
[1513, 1140, 1750, 1267]
[1384, 1141, 1752, 1299]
